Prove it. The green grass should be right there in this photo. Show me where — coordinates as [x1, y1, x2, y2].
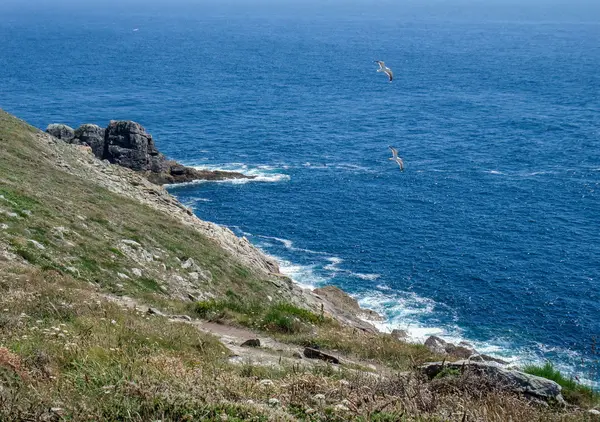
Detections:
[523, 362, 600, 407]
[0, 109, 284, 307]
[193, 298, 326, 334]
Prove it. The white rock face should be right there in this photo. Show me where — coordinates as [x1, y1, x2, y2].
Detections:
[27, 239, 45, 250]
[131, 268, 143, 277]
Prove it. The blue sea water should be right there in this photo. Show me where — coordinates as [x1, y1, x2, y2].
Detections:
[1, 0, 599, 383]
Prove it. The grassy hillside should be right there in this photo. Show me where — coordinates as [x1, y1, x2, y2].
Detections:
[0, 110, 597, 421]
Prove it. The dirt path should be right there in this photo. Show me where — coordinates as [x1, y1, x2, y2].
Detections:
[103, 294, 386, 376]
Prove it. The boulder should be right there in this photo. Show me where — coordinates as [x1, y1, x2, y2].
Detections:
[303, 347, 340, 364]
[391, 329, 409, 341]
[420, 360, 564, 404]
[424, 336, 449, 355]
[105, 121, 168, 172]
[72, 124, 106, 158]
[241, 339, 261, 348]
[46, 124, 75, 142]
[424, 336, 476, 359]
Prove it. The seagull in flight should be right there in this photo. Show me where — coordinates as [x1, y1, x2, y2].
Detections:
[375, 61, 393, 82]
[389, 146, 404, 171]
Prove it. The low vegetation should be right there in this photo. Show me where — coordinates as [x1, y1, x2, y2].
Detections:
[524, 362, 600, 408]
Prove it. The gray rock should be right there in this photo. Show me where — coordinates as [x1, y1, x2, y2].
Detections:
[313, 285, 383, 321]
[391, 329, 409, 341]
[182, 257, 200, 271]
[46, 124, 75, 142]
[420, 360, 564, 404]
[304, 347, 340, 364]
[589, 409, 600, 416]
[105, 121, 168, 172]
[241, 339, 261, 348]
[469, 354, 510, 365]
[73, 124, 106, 158]
[147, 307, 165, 317]
[424, 335, 475, 358]
[424, 336, 448, 355]
[27, 239, 45, 250]
[170, 314, 192, 322]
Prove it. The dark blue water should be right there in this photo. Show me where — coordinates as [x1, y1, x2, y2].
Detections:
[1, 0, 599, 383]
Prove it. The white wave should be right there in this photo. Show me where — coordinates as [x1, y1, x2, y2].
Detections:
[178, 162, 291, 185]
[256, 235, 329, 255]
[488, 170, 505, 175]
[351, 272, 381, 281]
[324, 256, 344, 272]
[277, 258, 331, 290]
[182, 197, 211, 207]
[301, 162, 376, 174]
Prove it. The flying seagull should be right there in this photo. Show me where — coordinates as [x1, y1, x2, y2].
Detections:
[389, 146, 404, 171]
[375, 61, 393, 82]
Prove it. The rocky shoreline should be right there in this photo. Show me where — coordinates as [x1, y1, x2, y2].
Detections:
[46, 121, 253, 185]
[45, 119, 514, 359]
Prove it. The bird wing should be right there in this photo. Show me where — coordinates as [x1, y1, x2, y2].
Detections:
[385, 69, 393, 81]
[396, 157, 404, 170]
[375, 61, 385, 69]
[389, 146, 398, 158]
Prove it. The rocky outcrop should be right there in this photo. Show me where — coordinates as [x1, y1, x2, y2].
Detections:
[423, 336, 508, 363]
[46, 120, 251, 185]
[46, 124, 74, 142]
[424, 336, 474, 359]
[72, 124, 106, 158]
[391, 329, 409, 341]
[105, 121, 166, 172]
[147, 161, 253, 185]
[421, 360, 564, 404]
[313, 286, 383, 322]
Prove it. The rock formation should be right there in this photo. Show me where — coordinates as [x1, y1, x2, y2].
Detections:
[72, 124, 106, 158]
[423, 335, 508, 364]
[313, 286, 383, 322]
[104, 121, 166, 172]
[420, 360, 564, 404]
[46, 121, 252, 185]
[46, 124, 75, 142]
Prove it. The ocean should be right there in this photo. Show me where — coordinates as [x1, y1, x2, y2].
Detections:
[1, 0, 599, 384]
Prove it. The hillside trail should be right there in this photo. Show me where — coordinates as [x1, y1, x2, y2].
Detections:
[102, 293, 388, 377]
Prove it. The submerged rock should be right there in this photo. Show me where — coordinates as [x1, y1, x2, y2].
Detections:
[420, 360, 564, 404]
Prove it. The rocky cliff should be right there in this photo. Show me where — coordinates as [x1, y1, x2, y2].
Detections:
[46, 120, 252, 185]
